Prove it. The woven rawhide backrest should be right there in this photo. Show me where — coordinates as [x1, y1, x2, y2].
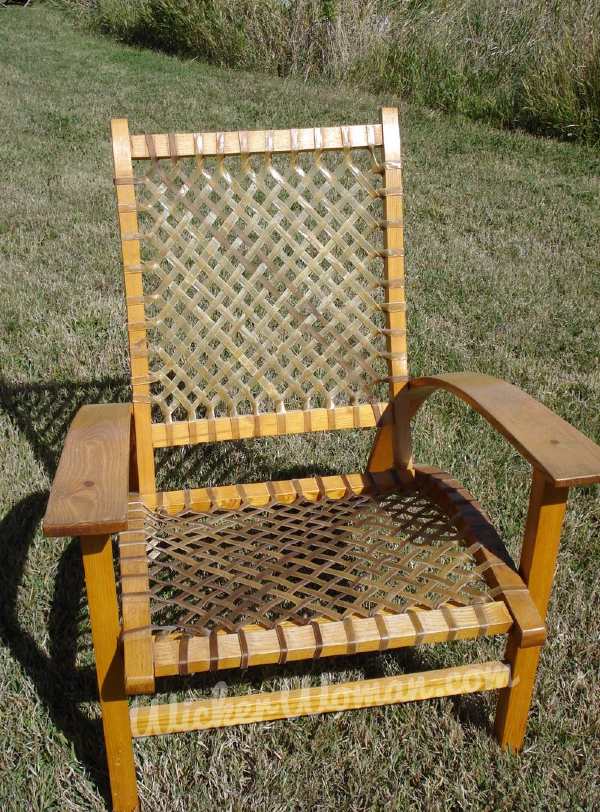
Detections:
[111, 109, 407, 490]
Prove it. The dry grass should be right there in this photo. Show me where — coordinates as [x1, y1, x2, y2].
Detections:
[65, 0, 600, 143]
[1, 6, 599, 810]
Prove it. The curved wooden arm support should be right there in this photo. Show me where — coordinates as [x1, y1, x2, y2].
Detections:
[408, 373, 600, 488]
[43, 403, 133, 537]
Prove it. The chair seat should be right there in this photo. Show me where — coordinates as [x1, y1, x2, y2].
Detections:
[118, 468, 536, 680]
[145, 485, 495, 633]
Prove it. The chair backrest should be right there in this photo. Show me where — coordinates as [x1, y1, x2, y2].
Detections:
[111, 108, 407, 493]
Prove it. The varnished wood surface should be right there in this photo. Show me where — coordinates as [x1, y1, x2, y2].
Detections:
[380, 107, 412, 473]
[129, 123, 383, 159]
[519, 471, 569, 616]
[62, 108, 587, 784]
[409, 373, 600, 487]
[81, 535, 139, 811]
[153, 602, 513, 677]
[130, 660, 510, 737]
[367, 423, 396, 472]
[494, 471, 570, 751]
[43, 403, 132, 537]
[142, 470, 397, 511]
[111, 118, 156, 492]
[119, 500, 155, 695]
[138, 465, 544, 651]
[150, 402, 392, 447]
[379, 107, 408, 399]
[495, 637, 542, 751]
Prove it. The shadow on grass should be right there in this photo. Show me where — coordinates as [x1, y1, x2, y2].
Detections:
[0, 491, 111, 802]
[0, 375, 492, 805]
[0, 375, 252, 487]
[0, 375, 340, 489]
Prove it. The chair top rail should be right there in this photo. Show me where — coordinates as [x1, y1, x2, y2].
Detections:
[128, 122, 383, 160]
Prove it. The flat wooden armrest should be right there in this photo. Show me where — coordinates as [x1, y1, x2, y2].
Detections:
[409, 373, 600, 488]
[43, 403, 133, 537]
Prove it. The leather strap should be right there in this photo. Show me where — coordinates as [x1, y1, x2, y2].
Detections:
[275, 624, 288, 665]
[311, 621, 323, 659]
[238, 628, 249, 669]
[344, 617, 357, 655]
[374, 614, 390, 651]
[208, 630, 219, 672]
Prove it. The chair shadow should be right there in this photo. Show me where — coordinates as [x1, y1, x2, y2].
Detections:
[0, 375, 491, 805]
[0, 492, 110, 800]
[0, 377, 136, 805]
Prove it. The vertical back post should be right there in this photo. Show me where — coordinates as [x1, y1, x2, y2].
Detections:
[379, 107, 412, 473]
[111, 118, 156, 494]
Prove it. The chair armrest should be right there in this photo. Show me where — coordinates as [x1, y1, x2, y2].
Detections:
[409, 373, 600, 488]
[43, 403, 133, 537]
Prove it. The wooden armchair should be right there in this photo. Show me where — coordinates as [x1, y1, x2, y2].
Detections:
[43, 109, 600, 812]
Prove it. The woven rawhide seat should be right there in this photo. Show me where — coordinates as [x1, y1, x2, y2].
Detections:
[145, 487, 490, 631]
[118, 467, 529, 679]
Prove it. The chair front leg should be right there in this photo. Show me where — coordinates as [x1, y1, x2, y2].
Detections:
[495, 470, 569, 750]
[81, 535, 139, 812]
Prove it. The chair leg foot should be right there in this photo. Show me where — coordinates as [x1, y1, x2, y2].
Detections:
[99, 650, 140, 811]
[494, 635, 542, 751]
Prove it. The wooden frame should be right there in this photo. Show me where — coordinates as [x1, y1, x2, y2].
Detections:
[129, 123, 384, 159]
[130, 661, 511, 738]
[150, 401, 392, 447]
[152, 602, 514, 677]
[41, 108, 600, 811]
[112, 118, 155, 494]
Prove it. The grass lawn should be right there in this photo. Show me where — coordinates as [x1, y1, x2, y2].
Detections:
[1, 6, 599, 811]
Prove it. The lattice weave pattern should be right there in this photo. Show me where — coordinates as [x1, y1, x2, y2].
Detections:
[141, 488, 492, 634]
[129, 133, 403, 422]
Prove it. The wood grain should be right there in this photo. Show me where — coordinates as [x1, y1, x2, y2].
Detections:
[130, 123, 383, 159]
[119, 500, 155, 695]
[130, 660, 510, 737]
[409, 373, 600, 487]
[43, 403, 132, 537]
[111, 118, 156, 493]
[150, 402, 392, 448]
[380, 107, 412, 475]
[495, 470, 569, 750]
[81, 535, 138, 811]
[519, 471, 569, 616]
[142, 470, 399, 510]
[152, 602, 513, 677]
